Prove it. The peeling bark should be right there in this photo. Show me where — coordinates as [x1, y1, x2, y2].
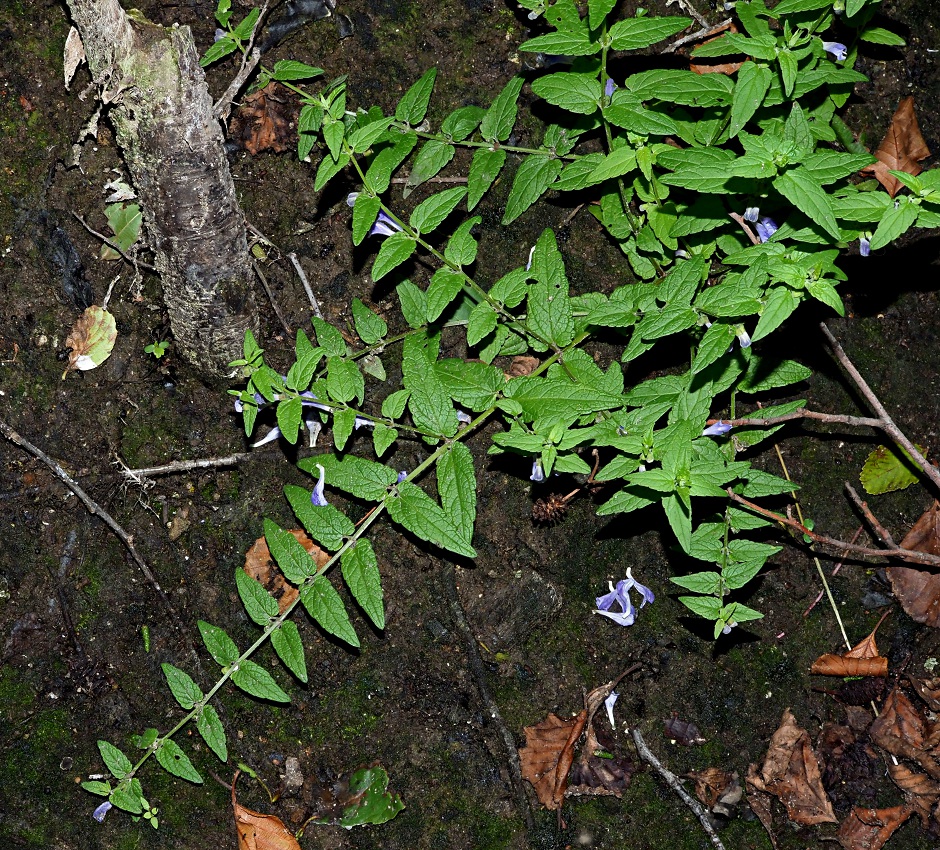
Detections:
[65, 0, 258, 382]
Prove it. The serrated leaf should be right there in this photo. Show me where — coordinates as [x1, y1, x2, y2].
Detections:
[276, 396, 302, 445]
[326, 355, 364, 404]
[860, 443, 923, 495]
[467, 302, 498, 347]
[730, 62, 773, 138]
[410, 186, 467, 236]
[870, 197, 919, 251]
[300, 454, 398, 501]
[232, 659, 291, 702]
[386, 481, 476, 558]
[628, 69, 733, 107]
[338, 767, 405, 827]
[468, 147, 507, 211]
[98, 740, 133, 779]
[196, 704, 227, 762]
[341, 539, 384, 629]
[162, 663, 204, 710]
[271, 60, 323, 81]
[100, 202, 142, 260]
[479, 76, 525, 143]
[445, 216, 482, 266]
[531, 72, 601, 115]
[395, 67, 437, 125]
[436, 442, 476, 546]
[670, 571, 723, 595]
[352, 194, 381, 246]
[311, 315, 347, 357]
[366, 131, 417, 193]
[198, 620, 240, 667]
[860, 26, 906, 46]
[155, 739, 203, 783]
[264, 518, 320, 583]
[397, 279, 427, 328]
[382, 388, 410, 419]
[751, 287, 800, 343]
[109, 780, 145, 814]
[589, 147, 638, 184]
[347, 117, 395, 155]
[426, 268, 466, 323]
[82, 780, 112, 796]
[774, 169, 841, 239]
[502, 156, 562, 225]
[371, 231, 417, 282]
[235, 567, 279, 626]
[351, 298, 388, 345]
[589, 0, 616, 28]
[284, 483, 355, 551]
[271, 620, 308, 683]
[519, 30, 597, 55]
[404, 140, 455, 197]
[314, 151, 350, 191]
[372, 423, 398, 457]
[332, 407, 356, 451]
[301, 576, 360, 647]
[738, 357, 811, 392]
[608, 15, 690, 50]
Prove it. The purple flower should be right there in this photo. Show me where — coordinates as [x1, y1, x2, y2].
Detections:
[456, 409, 472, 427]
[735, 325, 752, 349]
[530, 459, 545, 483]
[702, 420, 732, 437]
[300, 391, 333, 414]
[251, 426, 281, 447]
[823, 41, 847, 62]
[604, 691, 619, 729]
[594, 569, 655, 627]
[859, 236, 871, 257]
[743, 206, 760, 223]
[92, 801, 113, 823]
[396, 470, 408, 484]
[370, 211, 403, 238]
[311, 463, 328, 507]
[353, 416, 375, 430]
[755, 216, 778, 243]
[604, 78, 617, 98]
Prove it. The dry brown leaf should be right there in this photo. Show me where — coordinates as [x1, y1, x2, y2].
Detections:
[664, 713, 706, 745]
[750, 708, 838, 826]
[229, 82, 298, 155]
[244, 529, 328, 613]
[519, 711, 586, 810]
[686, 767, 735, 809]
[837, 805, 912, 850]
[745, 762, 779, 849]
[688, 22, 742, 75]
[232, 771, 301, 850]
[888, 501, 940, 626]
[505, 356, 540, 378]
[811, 655, 888, 677]
[861, 97, 932, 197]
[869, 687, 940, 781]
[908, 675, 940, 712]
[888, 761, 940, 827]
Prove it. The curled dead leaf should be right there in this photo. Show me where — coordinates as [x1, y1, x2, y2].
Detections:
[888, 501, 940, 626]
[505, 356, 540, 378]
[519, 711, 586, 810]
[685, 766, 735, 809]
[860, 97, 931, 197]
[869, 687, 940, 780]
[232, 771, 301, 850]
[837, 805, 912, 850]
[908, 675, 940, 712]
[888, 761, 940, 827]
[811, 655, 888, 677]
[230, 82, 298, 155]
[244, 529, 328, 613]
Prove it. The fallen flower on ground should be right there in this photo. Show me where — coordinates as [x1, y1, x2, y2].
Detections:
[594, 569, 654, 627]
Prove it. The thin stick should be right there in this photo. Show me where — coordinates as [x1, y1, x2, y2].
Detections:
[844, 483, 899, 548]
[665, 0, 710, 29]
[252, 259, 293, 336]
[443, 563, 534, 833]
[288, 252, 324, 319]
[804, 526, 862, 617]
[118, 452, 258, 481]
[820, 322, 940, 494]
[728, 489, 940, 567]
[713, 409, 884, 430]
[0, 418, 185, 632]
[729, 211, 759, 246]
[630, 727, 725, 850]
[71, 212, 157, 272]
[664, 18, 733, 53]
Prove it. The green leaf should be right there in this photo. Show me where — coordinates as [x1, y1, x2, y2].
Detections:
[386, 481, 477, 558]
[739, 357, 811, 392]
[751, 287, 800, 342]
[519, 30, 597, 56]
[479, 77, 525, 143]
[410, 187, 467, 235]
[300, 454, 398, 501]
[692, 323, 737, 373]
[314, 151, 349, 191]
[777, 48, 798, 97]
[287, 330, 320, 391]
[627, 69, 733, 107]
[730, 62, 773, 138]
[232, 7, 260, 38]
[366, 131, 417, 193]
[528, 280, 574, 347]
[426, 268, 466, 323]
[352, 194, 381, 246]
[82, 780, 112, 796]
[338, 767, 405, 827]
[397, 280, 427, 328]
[467, 147, 507, 211]
[382, 388, 411, 420]
[860, 26, 906, 46]
[371, 231, 417, 282]
[588, 147, 638, 184]
[502, 156, 562, 225]
[806, 280, 845, 316]
[196, 704, 228, 762]
[347, 117, 395, 154]
[670, 571, 723, 595]
[271, 60, 323, 81]
[162, 663, 203, 710]
[200, 36, 238, 67]
[284, 484, 355, 551]
[662, 492, 692, 553]
[589, 0, 616, 28]
[395, 67, 437, 125]
[436, 442, 476, 546]
[98, 740, 133, 779]
[351, 298, 389, 345]
[101, 203, 142, 259]
[332, 407, 356, 451]
[404, 140, 455, 196]
[301, 576, 360, 647]
[342, 539, 385, 629]
[608, 15, 690, 50]
[531, 72, 601, 115]
[235, 567, 279, 626]
[271, 620, 308, 683]
[327, 356, 364, 404]
[232, 659, 291, 702]
[372, 423, 398, 457]
[772, 0, 830, 11]
[311, 315, 347, 357]
[678, 595, 722, 620]
[445, 216, 482, 266]
[860, 444, 923, 495]
[435, 358, 503, 410]
[264, 518, 320, 583]
[276, 396, 302, 445]
[155, 739, 203, 784]
[297, 103, 322, 161]
[132, 728, 159, 750]
[467, 302, 498, 347]
[870, 196, 919, 250]
[441, 105, 485, 141]
[198, 620, 240, 667]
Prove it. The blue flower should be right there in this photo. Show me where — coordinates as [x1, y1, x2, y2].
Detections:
[743, 206, 760, 223]
[92, 801, 113, 823]
[396, 470, 408, 484]
[735, 325, 752, 349]
[755, 216, 778, 243]
[369, 211, 403, 238]
[530, 459, 545, 483]
[311, 463, 328, 507]
[251, 426, 281, 447]
[604, 78, 617, 98]
[702, 420, 732, 436]
[859, 236, 871, 257]
[594, 569, 654, 627]
[823, 41, 848, 62]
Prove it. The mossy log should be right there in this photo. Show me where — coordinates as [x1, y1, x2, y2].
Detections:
[65, 0, 258, 382]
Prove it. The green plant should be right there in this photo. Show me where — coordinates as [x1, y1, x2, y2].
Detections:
[88, 0, 936, 829]
[144, 340, 169, 359]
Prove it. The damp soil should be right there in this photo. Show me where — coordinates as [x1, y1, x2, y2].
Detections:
[2, 1, 940, 848]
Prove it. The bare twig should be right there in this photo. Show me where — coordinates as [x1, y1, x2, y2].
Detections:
[664, 18, 732, 53]
[666, 0, 710, 29]
[820, 322, 940, 494]
[288, 252, 324, 319]
[803, 526, 862, 617]
[630, 727, 726, 850]
[713, 409, 884, 430]
[213, 2, 270, 122]
[117, 452, 259, 482]
[443, 563, 534, 833]
[71, 212, 157, 272]
[0, 418, 186, 633]
[728, 488, 940, 567]
[844, 482, 899, 548]
[252, 259, 293, 336]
